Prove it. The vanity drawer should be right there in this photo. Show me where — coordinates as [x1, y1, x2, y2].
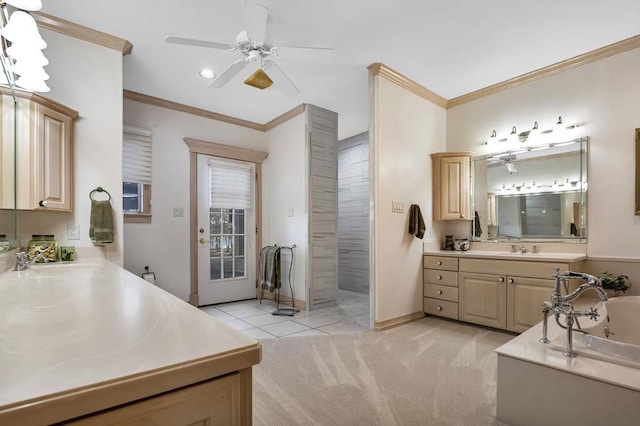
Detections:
[424, 298, 458, 320]
[424, 269, 458, 287]
[423, 256, 458, 271]
[424, 283, 458, 302]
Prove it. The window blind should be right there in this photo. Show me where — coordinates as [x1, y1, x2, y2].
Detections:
[123, 125, 152, 185]
[209, 159, 252, 210]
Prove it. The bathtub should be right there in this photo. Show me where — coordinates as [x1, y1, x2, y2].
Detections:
[496, 295, 640, 425]
[549, 296, 640, 368]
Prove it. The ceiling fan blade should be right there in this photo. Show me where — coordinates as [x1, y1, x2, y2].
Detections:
[263, 60, 299, 97]
[165, 36, 234, 51]
[244, 3, 268, 42]
[210, 59, 248, 88]
[274, 45, 335, 63]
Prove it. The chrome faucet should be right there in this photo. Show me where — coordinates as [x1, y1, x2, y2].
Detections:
[13, 252, 45, 271]
[539, 268, 608, 357]
[519, 245, 527, 253]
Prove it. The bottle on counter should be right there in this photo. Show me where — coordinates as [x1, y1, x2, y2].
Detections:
[0, 235, 10, 253]
[26, 235, 59, 262]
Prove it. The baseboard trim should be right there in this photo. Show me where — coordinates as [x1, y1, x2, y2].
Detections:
[258, 291, 306, 310]
[374, 311, 425, 331]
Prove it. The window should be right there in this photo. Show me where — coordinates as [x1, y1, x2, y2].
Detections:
[208, 159, 252, 281]
[123, 125, 152, 223]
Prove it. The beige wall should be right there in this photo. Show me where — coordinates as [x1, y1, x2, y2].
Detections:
[263, 113, 308, 305]
[371, 76, 446, 323]
[445, 46, 640, 296]
[123, 100, 267, 300]
[16, 29, 125, 265]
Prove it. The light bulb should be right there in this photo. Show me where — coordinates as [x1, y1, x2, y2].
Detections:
[528, 121, 540, 142]
[0, 11, 47, 49]
[488, 130, 497, 143]
[7, 44, 49, 66]
[508, 126, 518, 143]
[14, 74, 49, 92]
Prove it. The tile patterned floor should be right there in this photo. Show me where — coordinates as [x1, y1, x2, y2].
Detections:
[200, 289, 370, 340]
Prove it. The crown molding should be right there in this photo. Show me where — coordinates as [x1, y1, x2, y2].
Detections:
[368, 63, 448, 109]
[123, 90, 265, 131]
[32, 12, 133, 56]
[125, 90, 309, 133]
[263, 104, 307, 131]
[448, 33, 640, 108]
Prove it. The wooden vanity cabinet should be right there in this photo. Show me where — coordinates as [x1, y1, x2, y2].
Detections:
[423, 255, 459, 320]
[0, 87, 77, 212]
[506, 276, 554, 333]
[458, 257, 574, 333]
[431, 152, 472, 221]
[459, 272, 507, 329]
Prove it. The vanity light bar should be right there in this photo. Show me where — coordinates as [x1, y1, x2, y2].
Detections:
[484, 116, 577, 145]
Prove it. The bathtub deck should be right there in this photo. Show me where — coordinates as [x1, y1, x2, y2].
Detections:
[495, 298, 640, 425]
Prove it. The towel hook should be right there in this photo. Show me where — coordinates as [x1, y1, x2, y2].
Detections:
[90, 186, 112, 201]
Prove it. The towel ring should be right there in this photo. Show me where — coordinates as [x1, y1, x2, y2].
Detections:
[89, 186, 112, 201]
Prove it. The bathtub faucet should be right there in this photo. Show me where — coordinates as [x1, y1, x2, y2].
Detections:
[539, 268, 608, 357]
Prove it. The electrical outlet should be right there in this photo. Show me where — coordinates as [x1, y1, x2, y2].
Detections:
[67, 224, 80, 240]
[173, 207, 184, 217]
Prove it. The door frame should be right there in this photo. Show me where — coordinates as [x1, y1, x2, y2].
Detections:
[184, 137, 268, 306]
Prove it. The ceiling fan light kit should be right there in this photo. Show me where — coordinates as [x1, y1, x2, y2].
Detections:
[244, 68, 273, 90]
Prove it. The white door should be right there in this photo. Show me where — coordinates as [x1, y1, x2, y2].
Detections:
[197, 154, 256, 305]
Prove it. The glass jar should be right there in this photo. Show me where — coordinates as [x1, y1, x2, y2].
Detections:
[0, 234, 10, 253]
[26, 235, 59, 263]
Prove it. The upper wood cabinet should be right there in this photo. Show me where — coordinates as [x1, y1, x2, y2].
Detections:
[0, 87, 78, 212]
[431, 152, 472, 221]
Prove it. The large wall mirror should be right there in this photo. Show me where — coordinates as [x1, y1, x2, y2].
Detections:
[472, 137, 588, 242]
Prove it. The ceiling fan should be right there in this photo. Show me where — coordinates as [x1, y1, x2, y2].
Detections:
[165, 4, 333, 96]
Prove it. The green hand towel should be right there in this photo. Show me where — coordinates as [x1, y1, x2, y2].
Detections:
[90, 200, 114, 244]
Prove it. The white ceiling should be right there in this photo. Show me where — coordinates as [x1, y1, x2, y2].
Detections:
[41, 0, 640, 140]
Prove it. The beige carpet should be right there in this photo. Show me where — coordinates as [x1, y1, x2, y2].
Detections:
[253, 316, 514, 426]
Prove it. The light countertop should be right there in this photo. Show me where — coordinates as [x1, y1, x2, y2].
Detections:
[0, 261, 260, 421]
[423, 249, 587, 263]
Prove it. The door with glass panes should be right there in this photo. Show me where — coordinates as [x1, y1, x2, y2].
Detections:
[197, 154, 256, 305]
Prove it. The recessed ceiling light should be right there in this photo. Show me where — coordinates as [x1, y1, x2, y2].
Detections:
[199, 69, 215, 79]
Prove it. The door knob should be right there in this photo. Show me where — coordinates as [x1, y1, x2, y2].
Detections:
[199, 238, 210, 244]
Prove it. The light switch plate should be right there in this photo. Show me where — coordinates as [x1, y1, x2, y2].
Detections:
[392, 201, 404, 213]
[67, 224, 80, 240]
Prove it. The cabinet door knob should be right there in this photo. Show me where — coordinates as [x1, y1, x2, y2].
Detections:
[498, 277, 505, 282]
[436, 261, 442, 266]
[39, 200, 48, 207]
[437, 290, 443, 295]
[460, 214, 465, 219]
[437, 275, 442, 280]
[508, 278, 514, 284]
[437, 306, 443, 311]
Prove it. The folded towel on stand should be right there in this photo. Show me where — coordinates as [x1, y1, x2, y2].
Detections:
[89, 200, 114, 244]
[260, 246, 281, 292]
[408, 204, 425, 239]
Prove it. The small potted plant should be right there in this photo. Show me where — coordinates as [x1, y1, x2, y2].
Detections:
[600, 272, 631, 297]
